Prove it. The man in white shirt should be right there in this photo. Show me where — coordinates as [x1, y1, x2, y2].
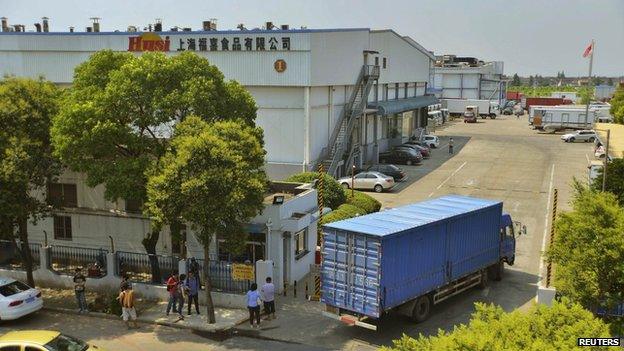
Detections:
[261, 277, 276, 320]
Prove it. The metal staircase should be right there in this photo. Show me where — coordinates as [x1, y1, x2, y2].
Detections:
[321, 64, 379, 176]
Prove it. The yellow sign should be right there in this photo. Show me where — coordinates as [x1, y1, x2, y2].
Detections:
[232, 263, 255, 281]
[274, 59, 287, 73]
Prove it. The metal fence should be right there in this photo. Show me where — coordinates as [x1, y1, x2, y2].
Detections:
[116, 251, 178, 284]
[190, 258, 251, 294]
[0, 240, 41, 270]
[48, 245, 108, 277]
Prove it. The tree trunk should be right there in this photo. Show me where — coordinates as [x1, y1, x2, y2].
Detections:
[17, 216, 35, 287]
[203, 244, 216, 324]
[142, 230, 161, 284]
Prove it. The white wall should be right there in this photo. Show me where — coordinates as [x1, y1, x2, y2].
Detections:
[310, 30, 370, 86]
[370, 31, 431, 85]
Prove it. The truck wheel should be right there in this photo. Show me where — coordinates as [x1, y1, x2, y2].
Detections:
[478, 270, 489, 289]
[410, 295, 432, 323]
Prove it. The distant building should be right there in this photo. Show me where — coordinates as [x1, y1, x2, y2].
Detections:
[595, 85, 616, 101]
[432, 55, 506, 104]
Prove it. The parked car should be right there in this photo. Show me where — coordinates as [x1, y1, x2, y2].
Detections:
[463, 106, 477, 123]
[379, 148, 423, 166]
[561, 130, 597, 143]
[338, 171, 395, 193]
[0, 277, 43, 320]
[404, 139, 431, 150]
[422, 135, 440, 148]
[366, 164, 406, 181]
[396, 144, 430, 158]
[0, 330, 104, 351]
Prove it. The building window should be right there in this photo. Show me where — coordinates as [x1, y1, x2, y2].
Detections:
[382, 57, 387, 69]
[395, 83, 399, 99]
[404, 83, 409, 98]
[171, 224, 187, 255]
[125, 198, 142, 213]
[48, 183, 77, 208]
[383, 84, 389, 101]
[374, 56, 379, 66]
[53, 215, 72, 240]
[294, 229, 308, 259]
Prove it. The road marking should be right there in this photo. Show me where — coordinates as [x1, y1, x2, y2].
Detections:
[585, 153, 590, 164]
[536, 163, 555, 299]
[429, 161, 467, 197]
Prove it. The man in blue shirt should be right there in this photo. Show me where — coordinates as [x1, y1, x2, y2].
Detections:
[185, 271, 200, 315]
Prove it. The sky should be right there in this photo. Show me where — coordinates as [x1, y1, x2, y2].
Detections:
[2, 0, 623, 77]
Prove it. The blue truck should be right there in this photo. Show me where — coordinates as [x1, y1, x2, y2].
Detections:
[321, 195, 525, 330]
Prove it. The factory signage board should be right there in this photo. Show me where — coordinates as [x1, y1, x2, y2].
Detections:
[128, 32, 292, 52]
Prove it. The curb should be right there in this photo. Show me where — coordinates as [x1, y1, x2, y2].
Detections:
[42, 306, 248, 333]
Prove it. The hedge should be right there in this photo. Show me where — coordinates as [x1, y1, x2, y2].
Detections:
[344, 190, 382, 214]
[286, 172, 346, 210]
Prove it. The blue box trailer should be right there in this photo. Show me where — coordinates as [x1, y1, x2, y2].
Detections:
[321, 195, 523, 330]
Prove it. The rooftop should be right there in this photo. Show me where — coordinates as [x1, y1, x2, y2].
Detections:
[262, 181, 312, 205]
[596, 123, 624, 159]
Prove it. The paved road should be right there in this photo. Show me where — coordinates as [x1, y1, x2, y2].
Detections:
[0, 310, 326, 351]
[250, 115, 595, 350]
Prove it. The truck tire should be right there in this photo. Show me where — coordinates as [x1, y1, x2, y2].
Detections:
[490, 114, 496, 119]
[478, 269, 489, 289]
[490, 261, 504, 281]
[410, 295, 432, 323]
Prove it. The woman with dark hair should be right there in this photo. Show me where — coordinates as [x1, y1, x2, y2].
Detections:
[246, 283, 261, 328]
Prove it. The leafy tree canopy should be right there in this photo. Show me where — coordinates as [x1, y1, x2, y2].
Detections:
[547, 183, 624, 315]
[52, 50, 258, 203]
[382, 300, 611, 351]
[591, 158, 624, 204]
[609, 84, 624, 124]
[344, 190, 381, 214]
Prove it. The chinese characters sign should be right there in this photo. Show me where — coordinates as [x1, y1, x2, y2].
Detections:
[232, 263, 255, 281]
[128, 32, 292, 52]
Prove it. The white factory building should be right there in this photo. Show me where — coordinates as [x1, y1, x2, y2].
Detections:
[0, 23, 438, 287]
[0, 25, 437, 180]
[432, 55, 506, 105]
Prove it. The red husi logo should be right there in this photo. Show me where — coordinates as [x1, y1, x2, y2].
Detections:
[128, 33, 170, 52]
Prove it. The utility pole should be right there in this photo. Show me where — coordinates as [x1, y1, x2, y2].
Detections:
[583, 39, 595, 128]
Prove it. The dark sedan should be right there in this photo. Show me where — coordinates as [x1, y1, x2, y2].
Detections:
[398, 143, 430, 158]
[366, 164, 406, 181]
[379, 148, 422, 166]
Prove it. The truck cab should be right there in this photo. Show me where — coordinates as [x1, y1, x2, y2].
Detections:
[463, 106, 478, 123]
[500, 213, 524, 265]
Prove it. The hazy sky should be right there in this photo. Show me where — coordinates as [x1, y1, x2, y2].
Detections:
[3, 0, 623, 76]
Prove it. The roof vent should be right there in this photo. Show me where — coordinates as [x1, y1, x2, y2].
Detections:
[127, 25, 137, 32]
[182, 27, 191, 32]
[203, 20, 216, 31]
[154, 19, 162, 32]
[237, 23, 246, 30]
[90, 17, 100, 32]
[265, 21, 274, 30]
[170, 26, 179, 32]
[34, 23, 42, 32]
[13, 24, 25, 32]
[280, 24, 289, 30]
[42, 17, 49, 32]
[86, 26, 92, 32]
[69, 26, 74, 32]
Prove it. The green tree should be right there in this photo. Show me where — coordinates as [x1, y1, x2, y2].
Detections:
[591, 76, 603, 86]
[52, 50, 257, 282]
[511, 73, 521, 86]
[579, 87, 593, 105]
[344, 190, 381, 214]
[592, 158, 624, 204]
[0, 78, 60, 287]
[528, 75, 535, 86]
[286, 172, 346, 210]
[382, 300, 611, 351]
[609, 84, 624, 124]
[145, 116, 267, 324]
[546, 183, 624, 318]
[607, 77, 614, 86]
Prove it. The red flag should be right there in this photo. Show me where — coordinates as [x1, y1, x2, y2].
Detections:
[582, 41, 593, 58]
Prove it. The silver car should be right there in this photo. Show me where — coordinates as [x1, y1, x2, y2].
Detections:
[338, 171, 395, 193]
[561, 130, 597, 143]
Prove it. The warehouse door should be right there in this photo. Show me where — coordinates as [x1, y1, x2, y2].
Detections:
[321, 230, 381, 317]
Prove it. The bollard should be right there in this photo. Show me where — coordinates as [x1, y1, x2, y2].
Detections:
[546, 188, 558, 288]
[283, 283, 287, 296]
[305, 282, 309, 300]
[294, 280, 297, 297]
[309, 274, 321, 301]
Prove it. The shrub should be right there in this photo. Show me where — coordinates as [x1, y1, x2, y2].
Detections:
[345, 190, 381, 214]
[286, 172, 346, 210]
[335, 204, 365, 217]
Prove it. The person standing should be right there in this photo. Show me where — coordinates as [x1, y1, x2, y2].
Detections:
[73, 268, 88, 313]
[165, 273, 179, 316]
[177, 273, 187, 320]
[120, 274, 130, 292]
[246, 283, 261, 328]
[117, 284, 138, 329]
[261, 277, 276, 320]
[185, 271, 200, 315]
[189, 257, 201, 286]
[448, 138, 454, 154]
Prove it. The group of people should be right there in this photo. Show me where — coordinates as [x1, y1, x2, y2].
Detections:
[246, 277, 276, 328]
[165, 271, 201, 319]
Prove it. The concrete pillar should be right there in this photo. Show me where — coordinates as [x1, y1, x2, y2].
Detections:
[178, 259, 187, 275]
[39, 246, 49, 271]
[537, 285, 556, 306]
[106, 252, 117, 278]
[255, 260, 273, 289]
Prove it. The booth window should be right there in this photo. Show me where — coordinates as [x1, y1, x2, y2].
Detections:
[294, 229, 308, 259]
[48, 183, 77, 208]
